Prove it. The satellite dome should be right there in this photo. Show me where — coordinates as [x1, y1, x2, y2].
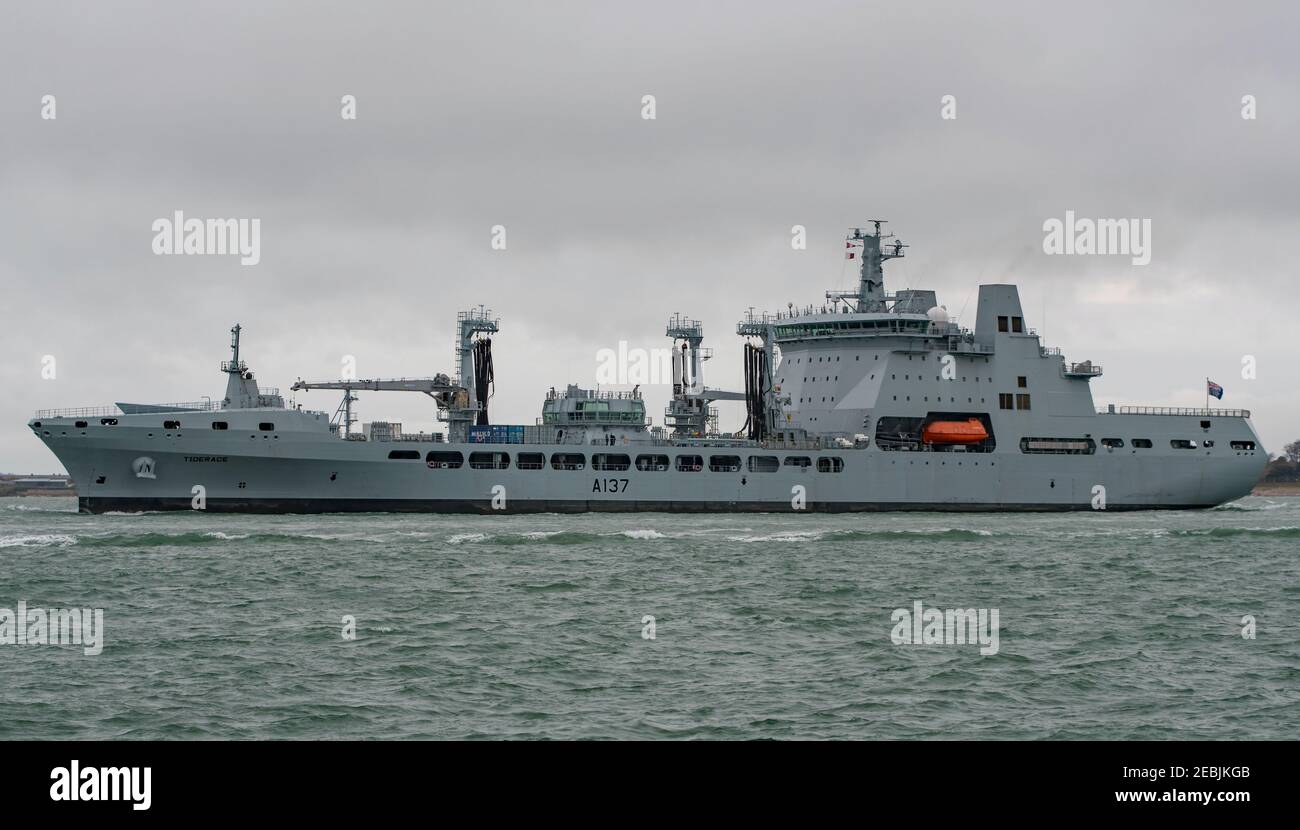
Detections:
[926, 305, 949, 325]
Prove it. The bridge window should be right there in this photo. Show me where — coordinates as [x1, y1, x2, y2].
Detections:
[517, 452, 545, 469]
[1132, 438, 1153, 448]
[1100, 438, 1124, 448]
[1011, 316, 1024, 333]
[747, 456, 779, 472]
[551, 453, 586, 471]
[258, 422, 275, 431]
[425, 451, 464, 469]
[784, 456, 812, 469]
[709, 455, 741, 472]
[212, 421, 228, 430]
[593, 453, 631, 471]
[1017, 376, 1027, 388]
[817, 457, 844, 472]
[997, 316, 1009, 332]
[388, 450, 421, 460]
[469, 451, 510, 469]
[635, 454, 669, 471]
[676, 454, 703, 472]
[999, 393, 1014, 410]
[1016, 394, 1031, 411]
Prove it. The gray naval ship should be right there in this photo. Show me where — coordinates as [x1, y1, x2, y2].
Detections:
[30, 222, 1266, 513]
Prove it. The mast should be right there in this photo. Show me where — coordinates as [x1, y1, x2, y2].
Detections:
[847, 220, 906, 313]
[220, 323, 259, 409]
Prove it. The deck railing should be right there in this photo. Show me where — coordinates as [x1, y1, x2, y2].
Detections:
[1098, 406, 1251, 418]
[34, 400, 220, 419]
[1064, 362, 1103, 376]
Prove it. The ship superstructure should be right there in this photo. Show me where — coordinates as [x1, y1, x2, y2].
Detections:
[29, 222, 1266, 512]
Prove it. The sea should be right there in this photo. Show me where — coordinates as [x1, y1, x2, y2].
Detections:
[1, 496, 1296, 740]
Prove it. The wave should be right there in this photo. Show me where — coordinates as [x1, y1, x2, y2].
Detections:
[445, 528, 670, 546]
[484, 531, 608, 546]
[2, 527, 674, 550]
[726, 528, 996, 543]
[439, 526, 997, 545]
[1168, 526, 1300, 539]
[1213, 500, 1290, 512]
[446, 532, 488, 545]
[2, 503, 72, 513]
[58, 531, 351, 549]
[0, 533, 78, 548]
[620, 529, 667, 540]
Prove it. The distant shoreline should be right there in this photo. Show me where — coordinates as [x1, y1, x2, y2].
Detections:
[1253, 482, 1300, 496]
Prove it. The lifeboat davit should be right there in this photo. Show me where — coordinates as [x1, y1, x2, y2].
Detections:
[922, 418, 988, 445]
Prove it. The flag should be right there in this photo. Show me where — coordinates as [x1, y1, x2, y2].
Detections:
[846, 252, 856, 259]
[1207, 380, 1224, 399]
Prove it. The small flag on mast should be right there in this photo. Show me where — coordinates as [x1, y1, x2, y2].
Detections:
[1207, 380, 1224, 400]
[845, 240, 863, 260]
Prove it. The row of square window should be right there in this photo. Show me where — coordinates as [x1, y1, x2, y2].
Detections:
[1103, 438, 1256, 450]
[402, 451, 845, 473]
[67, 418, 274, 431]
[787, 354, 999, 364]
[784, 374, 1006, 385]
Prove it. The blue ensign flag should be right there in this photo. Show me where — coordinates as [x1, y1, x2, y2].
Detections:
[1207, 380, 1224, 399]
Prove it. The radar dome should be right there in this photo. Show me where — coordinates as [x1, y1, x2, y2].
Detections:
[926, 305, 949, 325]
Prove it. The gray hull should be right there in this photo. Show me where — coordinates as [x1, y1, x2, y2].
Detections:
[36, 409, 1265, 514]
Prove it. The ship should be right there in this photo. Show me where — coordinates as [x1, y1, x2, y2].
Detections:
[29, 222, 1266, 513]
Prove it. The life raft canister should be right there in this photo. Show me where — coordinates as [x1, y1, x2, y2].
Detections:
[921, 418, 988, 445]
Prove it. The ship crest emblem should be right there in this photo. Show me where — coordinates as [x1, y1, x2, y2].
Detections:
[132, 456, 157, 479]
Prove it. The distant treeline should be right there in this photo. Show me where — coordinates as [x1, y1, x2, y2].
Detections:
[1262, 459, 1300, 483]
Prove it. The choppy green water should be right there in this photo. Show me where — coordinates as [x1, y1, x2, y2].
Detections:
[1, 496, 1297, 739]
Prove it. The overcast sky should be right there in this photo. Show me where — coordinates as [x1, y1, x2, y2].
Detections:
[2, 1, 1297, 472]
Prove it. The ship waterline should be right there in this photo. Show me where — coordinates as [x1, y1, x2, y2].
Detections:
[29, 221, 1267, 513]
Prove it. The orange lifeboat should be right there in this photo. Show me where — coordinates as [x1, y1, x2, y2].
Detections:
[922, 418, 988, 445]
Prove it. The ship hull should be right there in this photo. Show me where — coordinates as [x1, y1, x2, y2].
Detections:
[32, 411, 1265, 514]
